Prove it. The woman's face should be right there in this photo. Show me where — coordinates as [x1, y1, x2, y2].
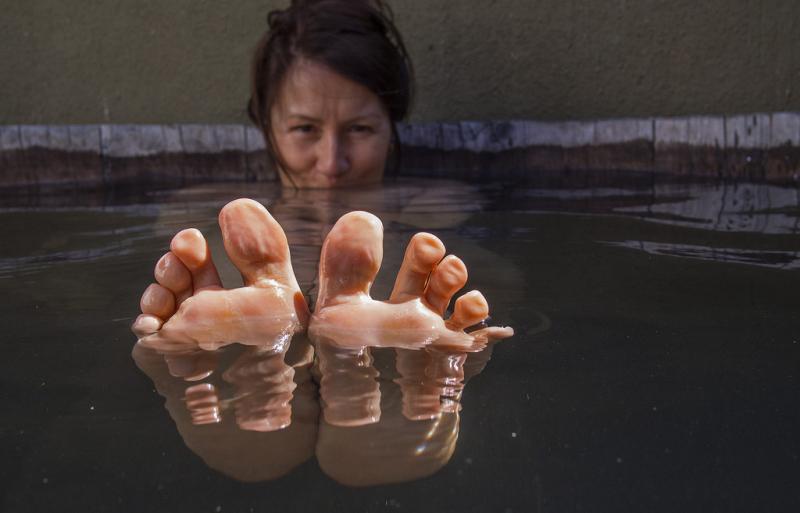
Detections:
[270, 59, 392, 188]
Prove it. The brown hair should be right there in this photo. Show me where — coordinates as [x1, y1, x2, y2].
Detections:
[247, 0, 414, 174]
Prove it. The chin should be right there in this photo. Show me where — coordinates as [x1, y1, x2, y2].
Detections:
[312, 172, 384, 189]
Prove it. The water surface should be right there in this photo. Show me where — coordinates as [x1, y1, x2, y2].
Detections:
[1, 178, 798, 512]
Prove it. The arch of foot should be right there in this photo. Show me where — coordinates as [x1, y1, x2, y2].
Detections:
[309, 211, 513, 351]
[135, 199, 512, 352]
[133, 199, 308, 352]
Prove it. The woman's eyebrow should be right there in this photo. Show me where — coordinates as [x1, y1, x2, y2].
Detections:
[285, 112, 384, 123]
[344, 113, 384, 123]
[285, 113, 321, 122]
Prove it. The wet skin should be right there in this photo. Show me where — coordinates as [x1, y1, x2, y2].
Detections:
[132, 197, 513, 486]
[310, 210, 513, 350]
[133, 198, 513, 351]
[133, 199, 309, 351]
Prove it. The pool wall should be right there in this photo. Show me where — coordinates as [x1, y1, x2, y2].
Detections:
[3, 1, 799, 124]
[1, 113, 798, 188]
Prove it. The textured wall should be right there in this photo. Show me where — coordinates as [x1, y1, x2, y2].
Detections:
[1, 0, 799, 124]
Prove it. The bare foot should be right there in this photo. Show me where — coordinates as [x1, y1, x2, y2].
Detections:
[132, 198, 310, 351]
[308, 211, 513, 350]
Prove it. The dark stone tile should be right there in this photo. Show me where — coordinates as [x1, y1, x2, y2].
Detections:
[585, 140, 654, 172]
[764, 145, 800, 182]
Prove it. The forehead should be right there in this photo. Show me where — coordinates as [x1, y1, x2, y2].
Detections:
[273, 59, 386, 118]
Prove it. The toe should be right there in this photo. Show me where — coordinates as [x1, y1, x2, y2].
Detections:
[446, 290, 489, 331]
[170, 228, 222, 292]
[140, 283, 177, 319]
[218, 198, 299, 290]
[424, 255, 468, 315]
[389, 233, 446, 303]
[154, 252, 192, 305]
[316, 211, 383, 309]
[132, 313, 164, 338]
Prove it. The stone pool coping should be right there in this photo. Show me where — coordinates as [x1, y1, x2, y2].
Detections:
[1, 112, 799, 188]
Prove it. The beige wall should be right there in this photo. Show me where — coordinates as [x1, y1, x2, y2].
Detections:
[1, 0, 799, 124]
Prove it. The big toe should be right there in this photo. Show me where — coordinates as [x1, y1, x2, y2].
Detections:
[316, 211, 383, 309]
[218, 199, 299, 290]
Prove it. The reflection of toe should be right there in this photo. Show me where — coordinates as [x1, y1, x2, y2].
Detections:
[316, 347, 460, 487]
[163, 350, 218, 380]
[395, 348, 467, 421]
[132, 342, 318, 483]
[223, 347, 297, 432]
[316, 341, 381, 427]
[184, 383, 221, 425]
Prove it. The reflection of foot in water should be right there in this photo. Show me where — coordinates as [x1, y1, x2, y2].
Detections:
[131, 335, 318, 482]
[309, 211, 513, 350]
[313, 342, 500, 486]
[129, 199, 517, 486]
[132, 198, 310, 351]
[222, 341, 315, 432]
[315, 342, 382, 427]
[309, 210, 513, 486]
[313, 342, 460, 486]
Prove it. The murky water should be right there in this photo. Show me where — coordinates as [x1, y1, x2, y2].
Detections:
[1, 178, 798, 512]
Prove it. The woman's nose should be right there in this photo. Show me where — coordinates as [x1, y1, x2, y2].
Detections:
[316, 134, 349, 176]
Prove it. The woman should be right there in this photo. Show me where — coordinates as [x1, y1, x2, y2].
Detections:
[248, 0, 412, 188]
[133, 0, 512, 346]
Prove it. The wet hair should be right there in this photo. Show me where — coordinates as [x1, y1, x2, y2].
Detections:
[247, 0, 414, 176]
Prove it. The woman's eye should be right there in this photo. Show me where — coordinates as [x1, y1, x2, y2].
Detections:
[349, 124, 374, 134]
[290, 124, 315, 134]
